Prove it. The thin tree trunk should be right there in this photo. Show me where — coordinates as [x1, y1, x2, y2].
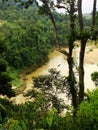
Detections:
[67, 0, 78, 111]
[42, 0, 60, 50]
[78, 0, 83, 30]
[57, 0, 78, 111]
[92, 0, 97, 28]
[78, 39, 87, 104]
[49, 14, 60, 50]
[78, 0, 87, 104]
[91, 0, 97, 40]
[67, 46, 78, 110]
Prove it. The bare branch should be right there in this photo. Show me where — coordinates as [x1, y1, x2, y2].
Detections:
[59, 50, 69, 57]
[55, 4, 66, 9]
[55, 4, 70, 13]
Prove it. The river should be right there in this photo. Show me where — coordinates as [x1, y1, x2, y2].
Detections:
[12, 46, 98, 104]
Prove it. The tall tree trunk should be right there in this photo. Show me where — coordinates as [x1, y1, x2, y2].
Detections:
[42, 0, 78, 111]
[67, 0, 78, 110]
[57, 0, 78, 111]
[92, 0, 97, 28]
[78, 39, 87, 104]
[42, 0, 60, 50]
[91, 0, 97, 40]
[49, 13, 60, 50]
[78, 0, 83, 30]
[78, 0, 87, 104]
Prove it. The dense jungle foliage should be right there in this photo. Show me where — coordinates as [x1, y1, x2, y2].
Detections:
[0, 7, 51, 71]
[1, 1, 98, 130]
[1, 82, 98, 130]
[0, 3, 92, 71]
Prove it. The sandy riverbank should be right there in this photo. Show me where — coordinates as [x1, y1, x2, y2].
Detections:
[85, 46, 98, 64]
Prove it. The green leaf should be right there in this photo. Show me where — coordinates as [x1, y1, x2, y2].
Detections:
[8, 119, 22, 130]
[20, 120, 27, 130]
[46, 111, 54, 127]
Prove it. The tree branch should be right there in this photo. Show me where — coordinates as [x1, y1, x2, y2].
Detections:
[59, 49, 69, 57]
[55, 4, 70, 13]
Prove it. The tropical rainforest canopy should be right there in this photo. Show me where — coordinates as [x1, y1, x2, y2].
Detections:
[0, 0, 98, 129]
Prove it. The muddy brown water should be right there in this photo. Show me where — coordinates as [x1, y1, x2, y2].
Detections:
[12, 46, 98, 104]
